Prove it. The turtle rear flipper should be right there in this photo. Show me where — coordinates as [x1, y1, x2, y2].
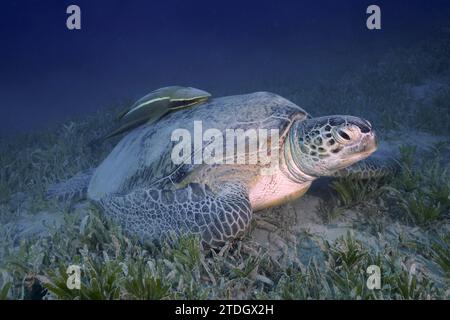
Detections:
[99, 182, 252, 247]
[45, 168, 95, 203]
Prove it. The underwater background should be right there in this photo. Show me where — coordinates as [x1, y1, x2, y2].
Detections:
[0, 0, 449, 299]
[1, 0, 450, 135]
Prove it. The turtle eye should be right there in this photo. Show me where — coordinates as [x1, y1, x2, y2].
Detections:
[338, 130, 350, 141]
[332, 127, 355, 144]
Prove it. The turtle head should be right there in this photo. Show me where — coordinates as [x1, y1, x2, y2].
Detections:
[287, 115, 377, 178]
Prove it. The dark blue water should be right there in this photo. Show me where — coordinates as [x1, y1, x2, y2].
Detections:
[1, 0, 449, 135]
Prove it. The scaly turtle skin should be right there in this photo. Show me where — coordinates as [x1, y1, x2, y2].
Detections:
[99, 86, 211, 142]
[47, 91, 393, 247]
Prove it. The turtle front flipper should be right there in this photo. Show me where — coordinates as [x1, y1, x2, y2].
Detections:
[330, 156, 400, 179]
[98, 182, 252, 247]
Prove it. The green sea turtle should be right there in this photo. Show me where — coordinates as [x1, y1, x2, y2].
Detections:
[98, 86, 211, 142]
[47, 91, 395, 247]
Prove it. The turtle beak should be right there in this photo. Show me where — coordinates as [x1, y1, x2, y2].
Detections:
[362, 131, 377, 155]
[340, 131, 377, 168]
